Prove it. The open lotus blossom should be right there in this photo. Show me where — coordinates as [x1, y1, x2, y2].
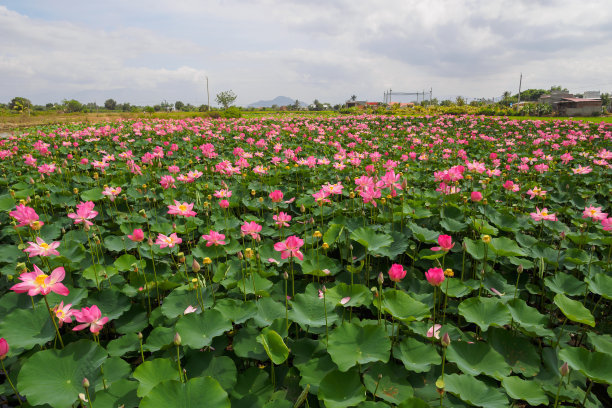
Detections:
[269, 190, 283, 202]
[167, 200, 197, 217]
[128, 228, 145, 242]
[602, 217, 612, 231]
[219, 199, 230, 209]
[388, 264, 406, 282]
[274, 235, 304, 261]
[53, 301, 74, 327]
[273, 211, 292, 228]
[425, 267, 445, 287]
[72, 305, 109, 334]
[340, 297, 351, 305]
[530, 207, 558, 222]
[241, 221, 262, 240]
[10, 265, 70, 296]
[67, 201, 98, 227]
[155, 233, 182, 249]
[102, 186, 122, 201]
[431, 235, 454, 252]
[202, 230, 226, 246]
[583, 206, 608, 221]
[9, 204, 43, 229]
[526, 186, 546, 199]
[213, 189, 232, 198]
[23, 237, 61, 257]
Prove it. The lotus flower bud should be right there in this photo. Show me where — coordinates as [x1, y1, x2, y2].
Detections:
[0, 338, 9, 360]
[137, 332, 143, 340]
[82, 377, 90, 388]
[560, 362, 569, 377]
[173, 332, 182, 346]
[237, 251, 243, 260]
[517, 264, 524, 274]
[192, 259, 201, 273]
[283, 271, 289, 280]
[441, 333, 451, 347]
[378, 272, 384, 285]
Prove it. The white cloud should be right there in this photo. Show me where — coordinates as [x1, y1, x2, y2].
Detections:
[1, 1, 611, 106]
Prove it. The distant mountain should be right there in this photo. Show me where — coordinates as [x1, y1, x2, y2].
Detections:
[247, 96, 306, 108]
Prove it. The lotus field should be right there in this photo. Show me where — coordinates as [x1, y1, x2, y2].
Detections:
[1, 114, 612, 408]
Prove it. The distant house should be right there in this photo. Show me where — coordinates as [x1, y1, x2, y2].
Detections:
[346, 100, 367, 108]
[556, 98, 601, 116]
[538, 91, 574, 105]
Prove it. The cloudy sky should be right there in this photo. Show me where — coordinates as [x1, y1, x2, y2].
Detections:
[2, 0, 611, 106]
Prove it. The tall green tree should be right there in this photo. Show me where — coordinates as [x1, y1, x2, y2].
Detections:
[9, 97, 32, 113]
[215, 90, 237, 109]
[104, 99, 117, 110]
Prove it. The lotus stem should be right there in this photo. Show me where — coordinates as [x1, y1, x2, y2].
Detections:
[43, 295, 64, 348]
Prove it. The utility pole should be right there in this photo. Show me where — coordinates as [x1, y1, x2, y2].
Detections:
[206, 76, 210, 111]
[430, 88, 433, 104]
[517, 73, 522, 104]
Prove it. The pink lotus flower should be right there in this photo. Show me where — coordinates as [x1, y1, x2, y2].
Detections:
[388, 264, 406, 282]
[53, 301, 74, 327]
[219, 199, 230, 209]
[167, 200, 197, 217]
[9, 204, 43, 229]
[322, 182, 343, 195]
[530, 207, 557, 222]
[10, 265, 70, 296]
[23, 237, 60, 257]
[526, 186, 546, 199]
[425, 267, 445, 287]
[0, 338, 8, 359]
[583, 206, 608, 221]
[274, 235, 304, 261]
[155, 233, 182, 249]
[269, 190, 283, 203]
[432, 235, 454, 252]
[102, 186, 122, 201]
[470, 191, 483, 202]
[184, 305, 198, 314]
[241, 221, 262, 240]
[427, 324, 442, 339]
[128, 228, 145, 242]
[213, 189, 232, 198]
[72, 305, 109, 334]
[202, 230, 226, 247]
[160, 175, 176, 189]
[273, 211, 292, 228]
[67, 201, 98, 227]
[602, 217, 612, 231]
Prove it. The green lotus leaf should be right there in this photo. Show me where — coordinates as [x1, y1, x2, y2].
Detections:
[362, 361, 414, 404]
[501, 376, 548, 406]
[17, 340, 108, 408]
[463, 237, 485, 260]
[506, 298, 554, 337]
[106, 333, 140, 357]
[377, 289, 430, 322]
[133, 358, 180, 398]
[176, 309, 232, 349]
[559, 347, 612, 384]
[323, 224, 344, 246]
[587, 273, 612, 300]
[289, 291, 339, 328]
[458, 297, 511, 331]
[215, 298, 257, 324]
[185, 353, 237, 391]
[325, 282, 372, 308]
[553, 293, 595, 327]
[327, 322, 391, 372]
[487, 327, 540, 377]
[257, 328, 289, 364]
[545, 273, 586, 296]
[588, 333, 612, 355]
[318, 368, 366, 408]
[409, 223, 439, 243]
[0, 306, 55, 352]
[350, 227, 393, 252]
[489, 237, 526, 257]
[90, 379, 139, 408]
[81, 187, 104, 201]
[444, 373, 509, 408]
[445, 340, 512, 380]
[393, 337, 441, 373]
[140, 377, 230, 408]
[233, 324, 268, 360]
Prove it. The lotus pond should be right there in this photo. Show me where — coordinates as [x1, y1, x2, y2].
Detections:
[0, 114, 611, 407]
